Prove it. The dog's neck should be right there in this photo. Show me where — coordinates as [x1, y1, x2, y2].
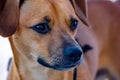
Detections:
[8, 37, 73, 80]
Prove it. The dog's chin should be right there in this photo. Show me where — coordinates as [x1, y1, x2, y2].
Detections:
[37, 57, 81, 71]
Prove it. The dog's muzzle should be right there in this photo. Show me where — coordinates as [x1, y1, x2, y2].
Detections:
[37, 46, 83, 71]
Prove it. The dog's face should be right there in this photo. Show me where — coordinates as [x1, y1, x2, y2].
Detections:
[4, 0, 88, 71]
[12, 0, 82, 71]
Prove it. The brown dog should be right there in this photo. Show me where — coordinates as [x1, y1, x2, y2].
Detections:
[87, 0, 120, 79]
[0, 0, 99, 80]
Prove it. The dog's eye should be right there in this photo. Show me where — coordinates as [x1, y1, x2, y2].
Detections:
[70, 18, 78, 31]
[31, 23, 51, 34]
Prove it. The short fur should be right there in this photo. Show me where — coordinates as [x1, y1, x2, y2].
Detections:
[0, 0, 98, 80]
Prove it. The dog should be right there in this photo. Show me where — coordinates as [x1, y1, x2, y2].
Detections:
[87, 0, 120, 80]
[0, 0, 99, 80]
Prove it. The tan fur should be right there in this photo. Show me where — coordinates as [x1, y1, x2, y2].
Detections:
[8, 0, 76, 80]
[0, 0, 99, 80]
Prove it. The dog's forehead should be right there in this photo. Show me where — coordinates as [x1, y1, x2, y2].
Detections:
[20, 0, 76, 27]
[21, 0, 75, 16]
[50, 0, 76, 15]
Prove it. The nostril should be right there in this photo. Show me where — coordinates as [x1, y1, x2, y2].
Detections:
[68, 52, 81, 62]
[63, 46, 83, 62]
[69, 52, 75, 59]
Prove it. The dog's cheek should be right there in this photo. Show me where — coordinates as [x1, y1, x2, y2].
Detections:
[28, 32, 52, 61]
[12, 32, 32, 55]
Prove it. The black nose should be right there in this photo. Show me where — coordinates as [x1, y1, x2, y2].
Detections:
[63, 46, 83, 62]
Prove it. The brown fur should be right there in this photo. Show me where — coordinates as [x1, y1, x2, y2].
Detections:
[0, 0, 19, 37]
[75, 22, 99, 80]
[87, 0, 120, 79]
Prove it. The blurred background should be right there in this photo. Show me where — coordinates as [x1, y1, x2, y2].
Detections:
[0, 37, 13, 80]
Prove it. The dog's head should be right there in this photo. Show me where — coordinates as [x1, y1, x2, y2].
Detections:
[0, 0, 88, 71]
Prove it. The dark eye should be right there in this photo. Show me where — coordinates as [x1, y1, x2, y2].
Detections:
[31, 23, 51, 34]
[70, 18, 78, 31]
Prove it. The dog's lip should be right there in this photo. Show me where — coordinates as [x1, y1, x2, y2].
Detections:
[37, 57, 80, 71]
[37, 57, 56, 69]
[30, 53, 83, 71]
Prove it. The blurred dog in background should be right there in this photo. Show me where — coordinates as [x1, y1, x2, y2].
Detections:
[87, 0, 120, 80]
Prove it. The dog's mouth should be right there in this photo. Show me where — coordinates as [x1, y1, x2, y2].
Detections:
[37, 55, 83, 71]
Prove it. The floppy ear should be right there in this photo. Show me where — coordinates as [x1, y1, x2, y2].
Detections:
[0, 0, 19, 37]
[70, 0, 89, 26]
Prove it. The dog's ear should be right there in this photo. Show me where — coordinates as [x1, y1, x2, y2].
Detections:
[70, 0, 89, 26]
[0, 0, 19, 37]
